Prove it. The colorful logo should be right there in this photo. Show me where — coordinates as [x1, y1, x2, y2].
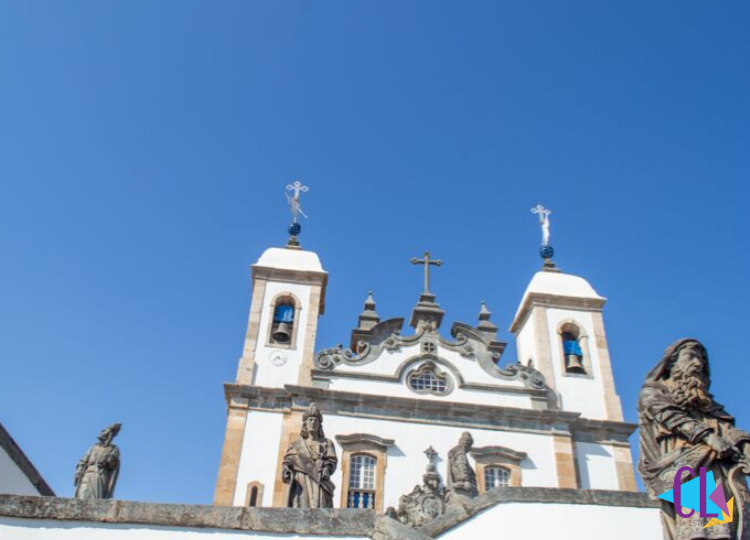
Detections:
[658, 467, 734, 529]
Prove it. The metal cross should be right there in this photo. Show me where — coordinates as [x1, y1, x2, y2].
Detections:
[286, 181, 309, 223]
[424, 446, 438, 464]
[411, 251, 443, 294]
[531, 204, 552, 246]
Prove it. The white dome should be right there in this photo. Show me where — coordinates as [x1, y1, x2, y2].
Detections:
[511, 270, 606, 330]
[523, 270, 604, 300]
[254, 247, 324, 272]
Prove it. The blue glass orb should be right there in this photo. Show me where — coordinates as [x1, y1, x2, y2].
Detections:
[540, 245, 555, 259]
[288, 222, 302, 236]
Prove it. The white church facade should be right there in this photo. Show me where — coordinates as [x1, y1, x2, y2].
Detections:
[214, 233, 638, 512]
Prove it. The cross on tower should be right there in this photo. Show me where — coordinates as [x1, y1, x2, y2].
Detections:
[286, 181, 309, 223]
[411, 251, 443, 294]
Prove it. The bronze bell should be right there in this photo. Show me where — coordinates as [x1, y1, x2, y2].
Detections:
[566, 353, 585, 373]
[273, 322, 291, 343]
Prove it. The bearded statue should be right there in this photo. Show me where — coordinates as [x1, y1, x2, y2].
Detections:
[638, 339, 750, 540]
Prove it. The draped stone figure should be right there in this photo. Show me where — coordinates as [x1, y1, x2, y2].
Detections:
[282, 404, 338, 508]
[638, 339, 750, 540]
[447, 432, 477, 498]
[74, 423, 122, 499]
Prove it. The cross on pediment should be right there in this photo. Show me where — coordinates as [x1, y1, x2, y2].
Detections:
[411, 251, 443, 294]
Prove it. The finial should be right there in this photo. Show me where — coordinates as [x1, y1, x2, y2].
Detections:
[286, 182, 309, 248]
[357, 291, 380, 331]
[424, 446, 438, 464]
[531, 204, 554, 261]
[478, 301, 491, 321]
[477, 300, 498, 336]
[364, 291, 376, 310]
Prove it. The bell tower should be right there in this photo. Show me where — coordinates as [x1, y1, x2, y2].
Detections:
[214, 184, 328, 506]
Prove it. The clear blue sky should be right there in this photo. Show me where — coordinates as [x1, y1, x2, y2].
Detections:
[0, 1, 747, 503]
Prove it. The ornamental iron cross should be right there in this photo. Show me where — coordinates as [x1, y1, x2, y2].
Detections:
[531, 204, 552, 246]
[286, 181, 309, 223]
[411, 251, 443, 294]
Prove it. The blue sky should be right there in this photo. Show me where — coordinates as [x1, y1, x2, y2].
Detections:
[0, 1, 748, 503]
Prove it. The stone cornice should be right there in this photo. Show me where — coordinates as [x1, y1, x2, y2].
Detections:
[510, 293, 607, 333]
[470, 445, 528, 463]
[0, 421, 54, 496]
[225, 384, 583, 435]
[0, 495, 428, 540]
[335, 433, 396, 453]
[311, 369, 549, 397]
[570, 418, 638, 446]
[417, 487, 658, 537]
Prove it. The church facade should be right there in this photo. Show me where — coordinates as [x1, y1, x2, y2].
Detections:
[214, 236, 637, 512]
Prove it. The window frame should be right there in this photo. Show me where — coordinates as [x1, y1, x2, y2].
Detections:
[556, 320, 594, 378]
[265, 292, 302, 350]
[405, 361, 454, 396]
[335, 433, 395, 512]
[483, 465, 511, 490]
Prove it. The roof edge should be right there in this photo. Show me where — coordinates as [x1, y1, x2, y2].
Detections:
[0, 422, 54, 496]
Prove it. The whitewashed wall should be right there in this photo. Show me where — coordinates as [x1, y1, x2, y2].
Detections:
[439, 502, 662, 540]
[575, 442, 619, 490]
[232, 411, 286, 507]
[0, 447, 40, 496]
[328, 341, 533, 408]
[544, 308, 608, 420]
[232, 410, 560, 509]
[253, 281, 313, 389]
[0, 518, 367, 540]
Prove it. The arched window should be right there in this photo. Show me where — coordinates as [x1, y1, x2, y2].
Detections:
[245, 482, 264, 507]
[407, 362, 450, 395]
[484, 466, 510, 490]
[347, 454, 376, 508]
[269, 295, 296, 346]
[561, 330, 586, 375]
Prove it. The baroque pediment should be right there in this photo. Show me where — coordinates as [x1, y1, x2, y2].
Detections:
[314, 318, 548, 391]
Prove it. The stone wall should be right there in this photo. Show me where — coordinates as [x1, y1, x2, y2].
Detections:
[0, 488, 661, 540]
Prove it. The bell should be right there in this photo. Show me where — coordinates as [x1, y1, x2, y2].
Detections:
[273, 322, 291, 343]
[566, 354, 585, 373]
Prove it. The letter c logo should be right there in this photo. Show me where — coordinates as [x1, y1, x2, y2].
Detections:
[674, 466, 695, 518]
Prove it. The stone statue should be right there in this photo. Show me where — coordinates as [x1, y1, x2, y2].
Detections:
[638, 339, 750, 540]
[387, 462, 447, 527]
[74, 423, 122, 499]
[448, 432, 477, 498]
[282, 403, 338, 508]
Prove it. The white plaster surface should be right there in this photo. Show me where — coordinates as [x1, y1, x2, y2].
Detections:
[326, 376, 531, 408]
[255, 248, 324, 272]
[0, 446, 40, 496]
[320, 414, 558, 509]
[544, 308, 608, 420]
[575, 442, 619, 490]
[439, 502, 662, 540]
[253, 281, 313, 388]
[514, 316, 537, 369]
[328, 341, 532, 408]
[0, 518, 365, 540]
[233, 411, 285, 506]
